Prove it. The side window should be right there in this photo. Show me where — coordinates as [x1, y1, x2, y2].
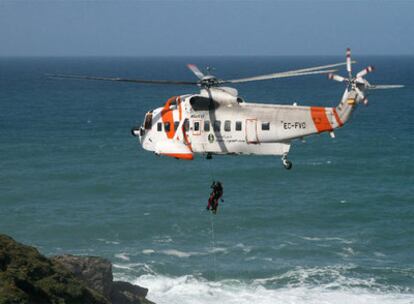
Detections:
[213, 120, 221, 131]
[204, 121, 210, 132]
[262, 122, 270, 131]
[184, 119, 189, 132]
[235, 121, 242, 131]
[224, 120, 231, 132]
[174, 121, 180, 131]
[194, 121, 200, 131]
[157, 122, 162, 132]
[164, 122, 170, 132]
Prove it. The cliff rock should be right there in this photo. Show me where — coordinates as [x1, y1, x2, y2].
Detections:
[0, 234, 108, 304]
[0, 234, 153, 304]
[52, 255, 150, 304]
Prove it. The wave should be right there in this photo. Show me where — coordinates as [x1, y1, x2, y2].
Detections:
[161, 249, 202, 258]
[153, 235, 173, 244]
[253, 265, 377, 289]
[142, 249, 155, 255]
[140, 247, 230, 259]
[235, 243, 252, 253]
[96, 238, 120, 245]
[114, 252, 130, 261]
[300, 236, 354, 244]
[307, 160, 333, 166]
[111, 262, 414, 304]
[133, 274, 414, 304]
[113, 262, 156, 276]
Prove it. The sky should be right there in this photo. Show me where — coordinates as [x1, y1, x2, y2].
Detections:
[0, 0, 413, 57]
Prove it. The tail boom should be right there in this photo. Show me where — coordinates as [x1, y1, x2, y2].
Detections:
[311, 89, 356, 134]
[274, 89, 356, 142]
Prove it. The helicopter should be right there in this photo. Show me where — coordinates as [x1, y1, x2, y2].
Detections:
[52, 49, 403, 169]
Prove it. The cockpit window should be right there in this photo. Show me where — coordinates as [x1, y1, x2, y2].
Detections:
[157, 122, 162, 132]
[144, 113, 152, 129]
[174, 121, 180, 131]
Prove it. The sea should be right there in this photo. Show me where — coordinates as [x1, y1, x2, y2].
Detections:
[0, 56, 413, 304]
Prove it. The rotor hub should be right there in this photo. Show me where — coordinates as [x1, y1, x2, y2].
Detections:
[199, 75, 220, 88]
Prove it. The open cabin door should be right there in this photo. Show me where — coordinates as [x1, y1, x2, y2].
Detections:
[246, 119, 259, 144]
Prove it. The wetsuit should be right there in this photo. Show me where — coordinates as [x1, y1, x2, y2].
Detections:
[207, 182, 217, 211]
[209, 182, 223, 214]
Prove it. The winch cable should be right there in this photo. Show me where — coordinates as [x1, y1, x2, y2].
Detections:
[209, 214, 217, 281]
[206, 156, 217, 281]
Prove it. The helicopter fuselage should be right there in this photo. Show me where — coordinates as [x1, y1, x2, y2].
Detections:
[133, 87, 356, 162]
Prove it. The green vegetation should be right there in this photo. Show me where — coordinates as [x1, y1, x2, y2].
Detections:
[0, 234, 109, 304]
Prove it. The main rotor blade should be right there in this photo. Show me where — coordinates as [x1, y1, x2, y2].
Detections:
[223, 61, 352, 84]
[367, 84, 405, 89]
[48, 74, 198, 85]
[224, 69, 337, 84]
[187, 64, 205, 79]
[278, 61, 354, 75]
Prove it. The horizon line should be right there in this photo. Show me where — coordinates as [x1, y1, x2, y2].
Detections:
[0, 54, 413, 58]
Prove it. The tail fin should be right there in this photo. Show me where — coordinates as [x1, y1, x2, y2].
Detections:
[333, 89, 357, 128]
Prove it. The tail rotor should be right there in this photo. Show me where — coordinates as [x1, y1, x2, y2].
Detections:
[356, 65, 374, 79]
[328, 73, 346, 83]
[346, 48, 352, 79]
[328, 48, 404, 105]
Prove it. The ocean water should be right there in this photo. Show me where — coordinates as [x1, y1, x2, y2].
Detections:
[1, 56, 413, 304]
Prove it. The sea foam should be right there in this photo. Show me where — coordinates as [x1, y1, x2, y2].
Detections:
[134, 274, 414, 304]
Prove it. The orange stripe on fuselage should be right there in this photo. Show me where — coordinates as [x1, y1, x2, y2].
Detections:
[332, 107, 343, 127]
[161, 96, 177, 139]
[310, 107, 333, 133]
[161, 153, 194, 160]
[161, 96, 193, 152]
[177, 96, 182, 121]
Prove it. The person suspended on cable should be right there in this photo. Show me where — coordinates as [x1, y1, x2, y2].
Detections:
[206, 181, 216, 211]
[206, 181, 224, 214]
[212, 181, 223, 214]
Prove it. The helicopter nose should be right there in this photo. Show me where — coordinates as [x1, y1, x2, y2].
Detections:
[131, 126, 143, 137]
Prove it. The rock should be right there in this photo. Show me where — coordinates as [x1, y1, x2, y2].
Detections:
[0, 234, 109, 304]
[51, 255, 113, 299]
[111, 281, 149, 304]
[0, 234, 153, 304]
[52, 255, 152, 304]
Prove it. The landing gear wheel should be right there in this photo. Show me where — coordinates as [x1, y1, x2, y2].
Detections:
[283, 160, 292, 170]
[206, 153, 212, 160]
[281, 154, 293, 170]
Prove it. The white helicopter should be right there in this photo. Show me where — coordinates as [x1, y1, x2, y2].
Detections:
[54, 49, 403, 169]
